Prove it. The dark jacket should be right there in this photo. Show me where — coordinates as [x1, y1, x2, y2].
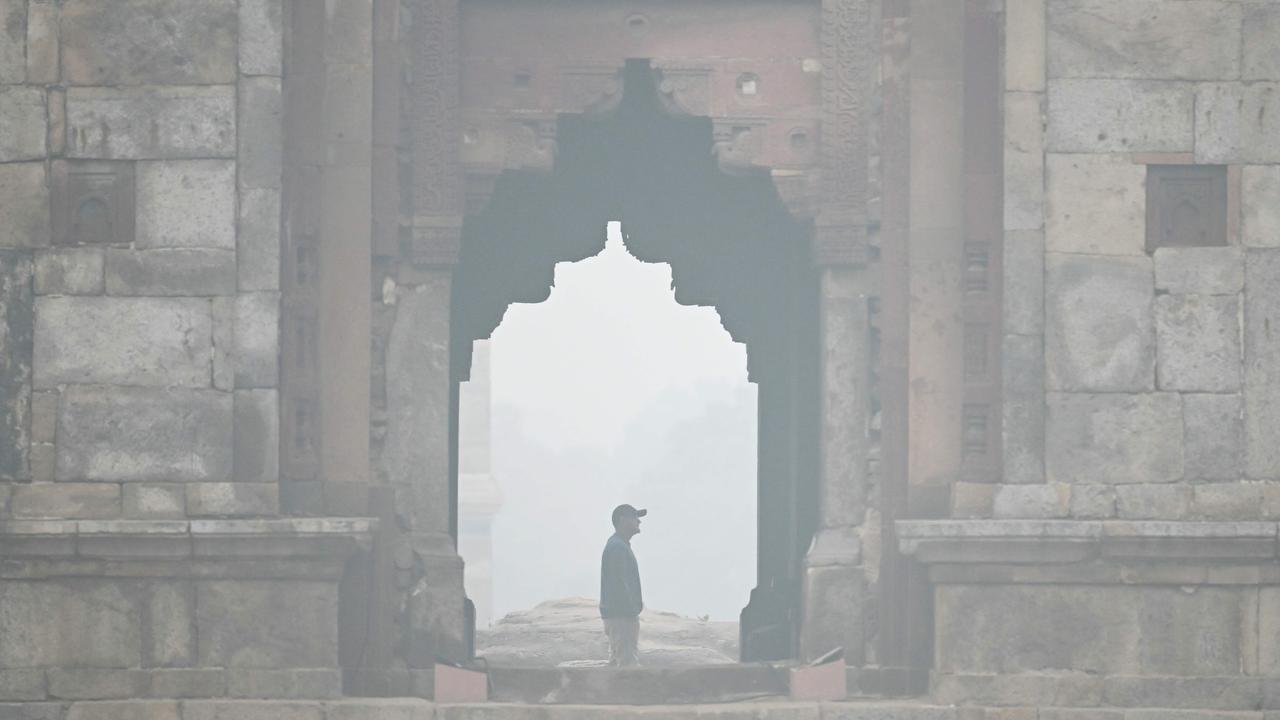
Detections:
[600, 533, 643, 618]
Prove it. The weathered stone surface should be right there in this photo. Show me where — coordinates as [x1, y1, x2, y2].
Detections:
[66, 87, 235, 160]
[56, 386, 232, 483]
[1244, 3, 1280, 81]
[951, 482, 995, 518]
[47, 669, 145, 700]
[1003, 231, 1044, 335]
[60, 0, 236, 86]
[1196, 83, 1280, 164]
[1155, 294, 1242, 392]
[228, 292, 280, 389]
[147, 669, 225, 699]
[936, 584, 1247, 676]
[1246, 250, 1280, 479]
[0, 0, 24, 84]
[1006, 0, 1045, 92]
[1115, 484, 1190, 520]
[145, 582, 195, 667]
[233, 390, 278, 483]
[1070, 484, 1116, 519]
[993, 484, 1070, 519]
[240, 0, 283, 76]
[1046, 392, 1183, 485]
[237, 188, 280, 292]
[195, 581, 337, 667]
[185, 483, 278, 517]
[1046, 254, 1154, 392]
[0, 580, 141, 666]
[0, 668, 45, 701]
[33, 297, 213, 388]
[25, 0, 57, 85]
[0, 86, 47, 162]
[1004, 93, 1044, 231]
[1047, 80, 1194, 153]
[0, 162, 51, 248]
[238, 78, 283, 191]
[65, 701, 179, 720]
[105, 249, 236, 296]
[1003, 334, 1046, 485]
[10, 483, 121, 519]
[123, 484, 186, 520]
[0, 703, 64, 720]
[1192, 483, 1266, 521]
[1155, 247, 1245, 296]
[0, 251, 33, 482]
[137, 161, 236, 250]
[1244, 165, 1280, 249]
[1048, 0, 1241, 80]
[35, 249, 105, 296]
[1045, 154, 1146, 256]
[225, 669, 341, 699]
[1185, 394, 1244, 482]
[181, 701, 322, 720]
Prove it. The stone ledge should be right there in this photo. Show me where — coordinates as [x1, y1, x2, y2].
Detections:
[897, 520, 1279, 564]
[0, 518, 375, 561]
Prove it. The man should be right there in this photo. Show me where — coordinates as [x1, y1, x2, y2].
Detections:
[600, 503, 646, 666]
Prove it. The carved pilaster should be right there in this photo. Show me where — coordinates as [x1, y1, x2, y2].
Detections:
[412, 0, 464, 231]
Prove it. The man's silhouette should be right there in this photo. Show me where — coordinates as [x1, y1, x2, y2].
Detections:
[600, 503, 645, 666]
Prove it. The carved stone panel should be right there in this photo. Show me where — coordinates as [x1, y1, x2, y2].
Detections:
[52, 160, 135, 247]
[1146, 165, 1228, 251]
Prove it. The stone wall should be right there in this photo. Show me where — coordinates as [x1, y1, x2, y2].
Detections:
[957, 0, 1280, 520]
[0, 0, 283, 519]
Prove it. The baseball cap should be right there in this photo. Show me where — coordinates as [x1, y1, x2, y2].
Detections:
[611, 504, 648, 525]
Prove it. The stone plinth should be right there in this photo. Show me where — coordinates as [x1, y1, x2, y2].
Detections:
[0, 518, 373, 702]
[898, 520, 1280, 710]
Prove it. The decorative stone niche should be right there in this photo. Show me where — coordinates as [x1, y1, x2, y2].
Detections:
[52, 160, 136, 247]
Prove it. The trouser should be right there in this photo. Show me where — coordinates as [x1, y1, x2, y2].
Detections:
[603, 616, 640, 666]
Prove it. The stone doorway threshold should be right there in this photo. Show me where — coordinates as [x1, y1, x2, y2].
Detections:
[481, 664, 789, 704]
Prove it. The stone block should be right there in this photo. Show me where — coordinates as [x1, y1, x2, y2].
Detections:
[0, 0, 24, 84]
[1246, 250, 1280, 478]
[1196, 83, 1280, 164]
[1005, 0, 1044, 92]
[185, 483, 278, 517]
[240, 0, 284, 76]
[147, 669, 226, 699]
[1047, 80, 1194, 153]
[145, 582, 195, 667]
[0, 669, 46, 701]
[1155, 294, 1242, 392]
[228, 292, 280, 388]
[29, 442, 53, 482]
[326, 700, 433, 720]
[1154, 247, 1245, 295]
[105, 249, 236, 296]
[123, 484, 186, 519]
[1245, 3, 1280, 81]
[1048, 0, 1241, 80]
[1104, 677, 1262, 710]
[993, 484, 1070, 519]
[60, 0, 235, 86]
[1115, 484, 1190, 520]
[952, 482, 995, 518]
[25, 0, 57, 85]
[195, 581, 337, 668]
[136, 161, 236, 250]
[56, 386, 232, 483]
[47, 670, 146, 700]
[237, 188, 281, 292]
[1185, 394, 1244, 481]
[1046, 393, 1183, 485]
[238, 78, 283, 191]
[1244, 165, 1280, 248]
[0, 580, 141, 667]
[181, 701, 323, 720]
[66, 86, 235, 160]
[225, 669, 341, 699]
[1003, 231, 1044, 335]
[0, 703, 64, 720]
[1045, 154, 1146, 256]
[0, 163, 51, 248]
[0, 86, 48, 162]
[0, 251, 33, 481]
[33, 297, 213, 388]
[10, 483, 120, 519]
[234, 390, 278, 483]
[35, 249, 105, 296]
[64, 702, 180, 720]
[1192, 484, 1266, 521]
[1046, 254, 1154, 392]
[1070, 484, 1116, 519]
[1004, 93, 1044, 231]
[936, 584, 1248, 676]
